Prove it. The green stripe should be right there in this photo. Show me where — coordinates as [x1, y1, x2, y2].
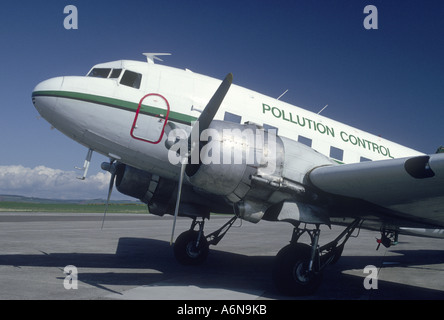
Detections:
[33, 90, 197, 125]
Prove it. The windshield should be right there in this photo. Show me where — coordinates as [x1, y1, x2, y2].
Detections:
[87, 67, 141, 89]
[88, 68, 111, 78]
[88, 68, 122, 79]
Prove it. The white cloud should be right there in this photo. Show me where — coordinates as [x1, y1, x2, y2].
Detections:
[0, 165, 114, 199]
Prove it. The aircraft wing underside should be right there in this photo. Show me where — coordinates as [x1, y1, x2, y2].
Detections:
[308, 153, 444, 229]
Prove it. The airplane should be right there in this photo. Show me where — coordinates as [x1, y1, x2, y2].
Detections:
[32, 53, 444, 296]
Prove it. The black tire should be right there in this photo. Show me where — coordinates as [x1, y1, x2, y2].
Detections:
[173, 230, 209, 265]
[272, 243, 323, 296]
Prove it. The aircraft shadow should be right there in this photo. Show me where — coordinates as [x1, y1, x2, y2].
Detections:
[319, 251, 444, 300]
[0, 237, 443, 299]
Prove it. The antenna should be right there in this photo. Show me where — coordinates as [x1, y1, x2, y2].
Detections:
[142, 53, 172, 64]
[277, 89, 288, 101]
[317, 104, 328, 114]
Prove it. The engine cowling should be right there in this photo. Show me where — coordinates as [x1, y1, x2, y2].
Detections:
[114, 163, 155, 202]
[186, 121, 281, 200]
[114, 163, 231, 217]
[184, 120, 337, 223]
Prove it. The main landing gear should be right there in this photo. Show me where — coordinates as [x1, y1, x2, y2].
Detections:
[173, 215, 238, 265]
[172, 215, 361, 296]
[273, 218, 361, 296]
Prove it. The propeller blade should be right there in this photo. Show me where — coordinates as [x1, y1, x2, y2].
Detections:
[170, 159, 187, 245]
[100, 160, 116, 230]
[186, 73, 233, 175]
[195, 73, 233, 135]
[169, 73, 233, 245]
[101, 170, 116, 230]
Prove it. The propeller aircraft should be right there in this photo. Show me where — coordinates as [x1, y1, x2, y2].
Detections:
[32, 53, 444, 295]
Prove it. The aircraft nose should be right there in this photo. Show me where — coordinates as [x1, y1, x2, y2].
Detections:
[32, 77, 64, 113]
[32, 76, 64, 94]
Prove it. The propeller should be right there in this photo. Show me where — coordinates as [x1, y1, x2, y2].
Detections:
[170, 158, 187, 245]
[169, 73, 233, 245]
[100, 159, 117, 230]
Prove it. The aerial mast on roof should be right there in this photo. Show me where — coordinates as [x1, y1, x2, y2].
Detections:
[142, 53, 172, 64]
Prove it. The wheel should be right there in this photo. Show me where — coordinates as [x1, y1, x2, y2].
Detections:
[272, 243, 323, 296]
[173, 230, 209, 265]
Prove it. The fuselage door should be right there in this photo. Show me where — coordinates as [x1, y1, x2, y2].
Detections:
[130, 93, 170, 144]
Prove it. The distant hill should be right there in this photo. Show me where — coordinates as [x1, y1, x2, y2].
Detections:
[0, 194, 147, 213]
[0, 194, 140, 205]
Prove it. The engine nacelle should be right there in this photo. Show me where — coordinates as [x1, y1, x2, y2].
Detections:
[184, 120, 337, 223]
[114, 163, 155, 202]
[186, 121, 282, 201]
[114, 163, 231, 217]
[114, 163, 177, 214]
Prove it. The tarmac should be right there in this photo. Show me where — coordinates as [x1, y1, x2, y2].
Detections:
[0, 212, 443, 300]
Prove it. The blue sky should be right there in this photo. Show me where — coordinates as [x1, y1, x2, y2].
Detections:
[0, 0, 443, 199]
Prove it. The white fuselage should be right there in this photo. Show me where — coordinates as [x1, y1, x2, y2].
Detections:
[32, 59, 423, 181]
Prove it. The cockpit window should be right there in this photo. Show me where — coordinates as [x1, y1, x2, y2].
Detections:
[88, 68, 111, 78]
[110, 69, 122, 78]
[120, 70, 142, 89]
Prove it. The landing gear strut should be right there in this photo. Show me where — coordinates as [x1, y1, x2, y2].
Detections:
[273, 218, 361, 296]
[173, 216, 238, 265]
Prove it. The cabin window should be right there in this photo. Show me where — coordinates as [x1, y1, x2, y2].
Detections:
[120, 70, 142, 89]
[88, 68, 111, 78]
[224, 112, 241, 124]
[360, 156, 372, 162]
[330, 146, 344, 161]
[298, 136, 312, 147]
[263, 124, 278, 134]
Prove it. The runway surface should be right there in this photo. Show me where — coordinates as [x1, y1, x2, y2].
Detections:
[0, 212, 443, 300]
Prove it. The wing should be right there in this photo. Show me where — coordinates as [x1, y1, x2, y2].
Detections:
[308, 153, 444, 228]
